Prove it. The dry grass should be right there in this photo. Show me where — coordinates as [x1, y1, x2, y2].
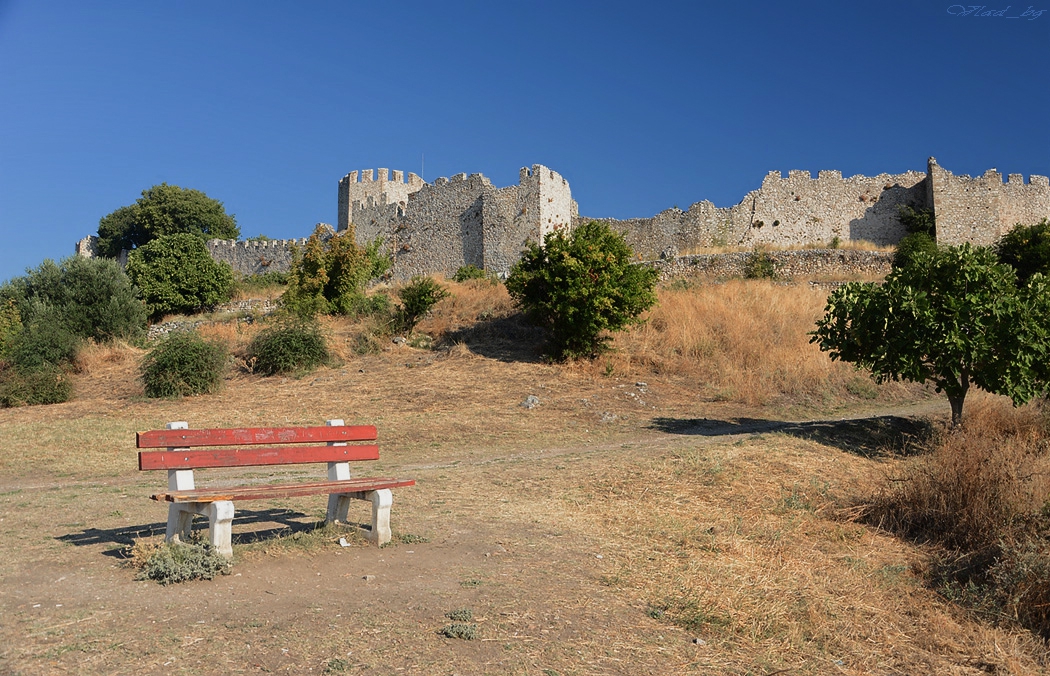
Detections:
[677, 239, 894, 256]
[73, 340, 143, 375]
[587, 280, 916, 409]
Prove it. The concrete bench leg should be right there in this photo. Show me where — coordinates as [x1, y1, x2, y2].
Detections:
[326, 493, 351, 524]
[207, 501, 235, 559]
[366, 489, 393, 546]
[166, 503, 199, 544]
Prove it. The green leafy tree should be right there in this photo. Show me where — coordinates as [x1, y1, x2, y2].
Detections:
[96, 183, 239, 257]
[899, 205, 936, 237]
[811, 244, 1050, 426]
[282, 225, 391, 317]
[996, 219, 1050, 284]
[506, 220, 658, 360]
[0, 256, 146, 343]
[125, 233, 234, 321]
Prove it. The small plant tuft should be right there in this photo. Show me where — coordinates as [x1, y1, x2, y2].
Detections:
[439, 622, 478, 640]
[445, 608, 473, 622]
[247, 320, 330, 376]
[452, 265, 491, 283]
[395, 277, 450, 335]
[141, 330, 228, 397]
[130, 539, 232, 585]
[743, 248, 778, 279]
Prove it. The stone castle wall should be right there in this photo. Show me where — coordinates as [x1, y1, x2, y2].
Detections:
[341, 164, 577, 280]
[929, 158, 1050, 245]
[205, 236, 316, 276]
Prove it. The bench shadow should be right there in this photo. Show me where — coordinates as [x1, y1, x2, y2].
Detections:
[442, 313, 547, 363]
[648, 414, 934, 458]
[58, 507, 327, 558]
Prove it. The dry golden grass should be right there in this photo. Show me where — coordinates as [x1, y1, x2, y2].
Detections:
[73, 340, 143, 375]
[677, 239, 894, 256]
[587, 280, 916, 409]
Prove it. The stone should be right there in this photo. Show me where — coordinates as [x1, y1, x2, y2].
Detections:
[520, 395, 540, 409]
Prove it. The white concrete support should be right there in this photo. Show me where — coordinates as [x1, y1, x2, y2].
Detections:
[367, 489, 393, 546]
[325, 419, 350, 523]
[207, 501, 235, 559]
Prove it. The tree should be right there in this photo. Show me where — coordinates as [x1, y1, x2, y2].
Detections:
[996, 218, 1050, 284]
[811, 244, 1050, 426]
[506, 220, 658, 360]
[97, 183, 239, 257]
[282, 225, 391, 318]
[125, 233, 234, 321]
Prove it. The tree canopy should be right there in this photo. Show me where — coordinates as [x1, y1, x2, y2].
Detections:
[811, 243, 1050, 426]
[996, 218, 1050, 284]
[97, 183, 239, 257]
[125, 233, 234, 321]
[506, 220, 658, 360]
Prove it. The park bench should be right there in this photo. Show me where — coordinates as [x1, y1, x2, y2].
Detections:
[137, 420, 414, 558]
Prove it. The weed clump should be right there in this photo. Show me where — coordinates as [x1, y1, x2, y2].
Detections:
[130, 540, 232, 585]
[141, 330, 228, 397]
[743, 248, 778, 279]
[395, 277, 450, 335]
[444, 608, 473, 622]
[439, 622, 478, 640]
[247, 320, 330, 375]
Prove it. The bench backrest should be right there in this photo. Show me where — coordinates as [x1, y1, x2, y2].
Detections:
[138, 422, 379, 471]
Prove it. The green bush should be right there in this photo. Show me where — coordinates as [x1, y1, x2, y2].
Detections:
[893, 232, 938, 269]
[126, 233, 235, 321]
[506, 220, 658, 360]
[395, 277, 450, 334]
[899, 205, 936, 237]
[134, 540, 232, 585]
[743, 249, 778, 279]
[452, 265, 493, 283]
[247, 321, 330, 376]
[234, 270, 289, 294]
[141, 330, 228, 398]
[0, 363, 73, 407]
[0, 256, 146, 343]
[0, 299, 22, 361]
[996, 219, 1050, 284]
[7, 313, 81, 369]
[439, 623, 478, 640]
[282, 225, 391, 318]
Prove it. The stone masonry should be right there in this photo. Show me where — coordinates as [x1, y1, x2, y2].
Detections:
[76, 158, 1050, 279]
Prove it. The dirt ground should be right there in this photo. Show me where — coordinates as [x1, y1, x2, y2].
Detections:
[1, 339, 1047, 675]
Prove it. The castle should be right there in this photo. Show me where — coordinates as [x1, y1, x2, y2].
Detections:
[76, 158, 1050, 280]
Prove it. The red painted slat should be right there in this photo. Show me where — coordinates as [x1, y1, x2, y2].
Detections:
[138, 444, 380, 470]
[136, 425, 377, 449]
[151, 477, 416, 502]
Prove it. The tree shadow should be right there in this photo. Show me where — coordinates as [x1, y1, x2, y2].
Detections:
[648, 414, 934, 458]
[442, 313, 548, 363]
[57, 507, 325, 558]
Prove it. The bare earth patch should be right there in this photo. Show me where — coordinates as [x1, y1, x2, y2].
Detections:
[1, 331, 1046, 674]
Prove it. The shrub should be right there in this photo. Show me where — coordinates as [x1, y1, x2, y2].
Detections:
[282, 225, 391, 318]
[899, 205, 936, 237]
[452, 265, 492, 283]
[743, 249, 778, 279]
[439, 623, 478, 640]
[893, 231, 938, 269]
[141, 330, 228, 397]
[126, 233, 235, 321]
[0, 299, 22, 361]
[247, 320, 330, 376]
[234, 270, 289, 294]
[506, 221, 658, 359]
[395, 277, 450, 334]
[132, 540, 232, 585]
[996, 218, 1050, 284]
[7, 313, 81, 369]
[0, 363, 73, 407]
[0, 256, 146, 343]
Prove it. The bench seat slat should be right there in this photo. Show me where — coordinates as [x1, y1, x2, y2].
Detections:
[138, 444, 380, 470]
[151, 477, 416, 503]
[137, 425, 377, 449]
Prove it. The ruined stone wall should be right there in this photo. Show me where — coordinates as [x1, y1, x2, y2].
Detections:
[646, 249, 894, 282]
[584, 168, 928, 261]
[929, 158, 1050, 245]
[205, 236, 314, 276]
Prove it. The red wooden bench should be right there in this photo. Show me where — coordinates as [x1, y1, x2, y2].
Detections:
[137, 419, 414, 558]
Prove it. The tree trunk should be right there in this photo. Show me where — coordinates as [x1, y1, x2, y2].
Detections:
[947, 369, 970, 428]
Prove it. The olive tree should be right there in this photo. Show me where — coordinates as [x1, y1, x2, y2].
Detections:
[811, 244, 1050, 426]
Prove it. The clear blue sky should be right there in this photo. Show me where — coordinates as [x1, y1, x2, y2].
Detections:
[1, 1, 1047, 282]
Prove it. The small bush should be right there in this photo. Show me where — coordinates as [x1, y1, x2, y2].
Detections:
[439, 623, 478, 640]
[234, 270, 289, 294]
[506, 220, 658, 360]
[0, 299, 20, 360]
[396, 277, 450, 334]
[247, 321, 330, 376]
[126, 233, 235, 321]
[141, 330, 228, 397]
[132, 540, 232, 585]
[743, 249, 778, 279]
[899, 205, 936, 237]
[0, 363, 73, 407]
[828, 236, 842, 249]
[7, 314, 81, 370]
[452, 265, 493, 283]
[893, 232, 938, 269]
[283, 225, 391, 318]
[444, 608, 473, 622]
